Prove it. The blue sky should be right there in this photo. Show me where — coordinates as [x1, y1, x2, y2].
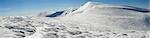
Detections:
[0, 0, 149, 16]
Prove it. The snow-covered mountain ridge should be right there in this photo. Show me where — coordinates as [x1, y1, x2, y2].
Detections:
[58, 1, 150, 31]
[53, 1, 149, 17]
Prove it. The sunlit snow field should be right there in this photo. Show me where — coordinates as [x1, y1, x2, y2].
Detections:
[0, 0, 150, 38]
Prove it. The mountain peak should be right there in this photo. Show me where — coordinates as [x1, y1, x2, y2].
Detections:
[84, 1, 96, 6]
[84, 1, 102, 5]
[44, 1, 149, 17]
[72, 1, 150, 14]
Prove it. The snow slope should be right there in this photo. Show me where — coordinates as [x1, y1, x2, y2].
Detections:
[0, 16, 150, 38]
[59, 1, 150, 31]
[45, 8, 77, 17]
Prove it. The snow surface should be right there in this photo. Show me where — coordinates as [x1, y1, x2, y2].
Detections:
[60, 1, 150, 31]
[0, 16, 150, 38]
[0, 1, 150, 38]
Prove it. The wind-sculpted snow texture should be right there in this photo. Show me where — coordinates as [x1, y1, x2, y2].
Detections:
[0, 1, 150, 38]
[0, 16, 150, 38]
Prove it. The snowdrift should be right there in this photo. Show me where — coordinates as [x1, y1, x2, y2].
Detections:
[0, 16, 150, 38]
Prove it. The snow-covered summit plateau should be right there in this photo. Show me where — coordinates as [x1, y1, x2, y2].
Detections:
[0, 1, 150, 38]
[59, 1, 150, 31]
